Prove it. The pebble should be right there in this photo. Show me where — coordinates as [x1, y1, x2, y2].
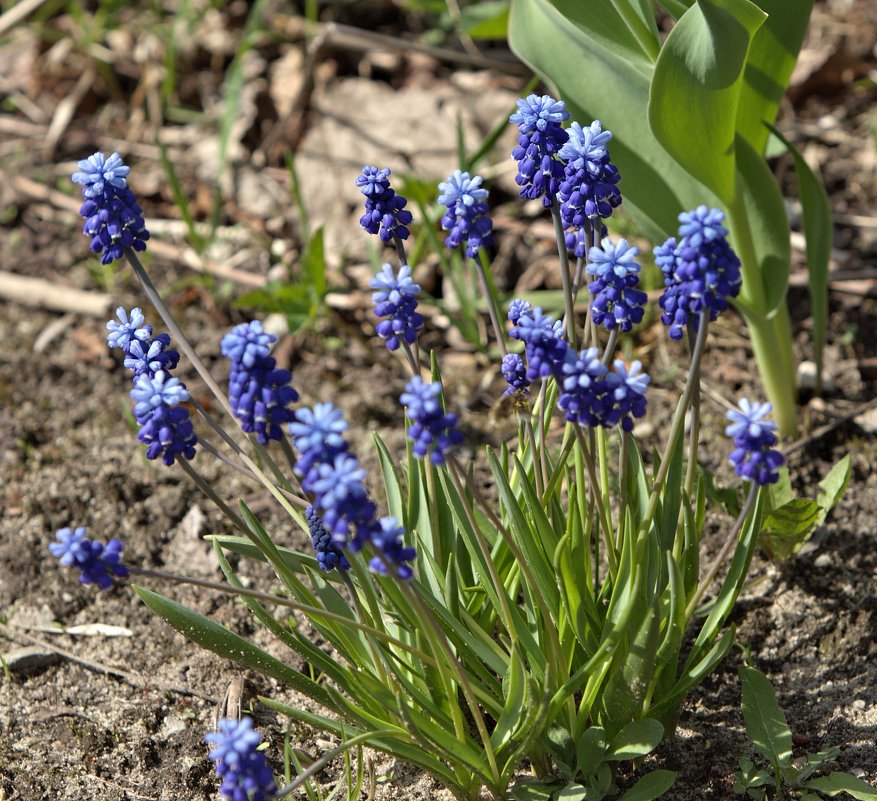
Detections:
[852, 699, 866, 710]
[814, 553, 833, 568]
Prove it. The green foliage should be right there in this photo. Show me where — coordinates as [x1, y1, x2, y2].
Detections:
[736, 665, 877, 800]
[759, 456, 850, 560]
[508, 0, 830, 435]
[235, 226, 329, 336]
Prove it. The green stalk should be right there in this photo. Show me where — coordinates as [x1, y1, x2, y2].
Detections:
[551, 205, 578, 347]
[727, 199, 798, 436]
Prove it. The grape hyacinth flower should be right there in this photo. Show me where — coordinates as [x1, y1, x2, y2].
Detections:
[107, 307, 180, 379]
[50, 527, 128, 589]
[205, 717, 278, 801]
[72, 152, 149, 265]
[558, 121, 622, 256]
[586, 238, 648, 333]
[289, 402, 349, 478]
[501, 353, 531, 396]
[557, 347, 611, 426]
[607, 360, 650, 432]
[657, 206, 742, 340]
[130, 371, 197, 465]
[106, 306, 151, 350]
[355, 166, 413, 244]
[367, 517, 417, 580]
[725, 398, 784, 485]
[370, 263, 424, 351]
[292, 404, 416, 578]
[306, 506, 350, 573]
[400, 377, 463, 466]
[221, 322, 298, 445]
[509, 305, 569, 382]
[437, 170, 494, 258]
[509, 94, 570, 206]
[507, 299, 532, 327]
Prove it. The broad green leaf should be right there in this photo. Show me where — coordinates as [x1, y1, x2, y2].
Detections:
[556, 784, 588, 801]
[532, 0, 659, 65]
[509, 0, 714, 239]
[805, 773, 877, 800]
[510, 779, 562, 801]
[608, 719, 664, 760]
[460, 0, 510, 39]
[816, 454, 851, 525]
[739, 665, 793, 774]
[575, 726, 608, 778]
[658, 0, 694, 17]
[758, 498, 822, 560]
[491, 648, 527, 749]
[767, 125, 832, 379]
[733, 132, 791, 315]
[736, 1, 814, 155]
[765, 466, 793, 513]
[134, 586, 337, 711]
[620, 770, 677, 801]
[649, 0, 766, 204]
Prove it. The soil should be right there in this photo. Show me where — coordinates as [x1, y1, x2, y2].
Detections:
[1, 2, 876, 801]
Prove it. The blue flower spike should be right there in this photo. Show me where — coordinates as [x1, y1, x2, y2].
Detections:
[355, 166, 414, 244]
[558, 120, 622, 256]
[205, 717, 278, 801]
[657, 206, 742, 340]
[586, 238, 648, 333]
[509, 94, 570, 206]
[130, 371, 197, 465]
[221, 321, 299, 445]
[370, 264, 424, 351]
[50, 527, 128, 590]
[437, 170, 494, 258]
[400, 377, 463, 466]
[725, 398, 784, 485]
[72, 152, 149, 265]
[292, 404, 416, 578]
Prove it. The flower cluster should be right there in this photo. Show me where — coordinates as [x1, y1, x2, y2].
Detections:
[437, 170, 494, 258]
[558, 121, 622, 257]
[657, 206, 742, 340]
[586, 238, 648, 333]
[355, 166, 413, 244]
[370, 264, 424, 351]
[205, 717, 278, 801]
[558, 353, 650, 431]
[307, 505, 350, 572]
[501, 353, 530, 396]
[725, 399, 784, 485]
[221, 321, 298, 445]
[509, 305, 568, 382]
[106, 307, 195, 466]
[72, 152, 149, 265]
[50, 527, 128, 589]
[400, 377, 463, 466]
[509, 94, 570, 206]
[291, 403, 415, 578]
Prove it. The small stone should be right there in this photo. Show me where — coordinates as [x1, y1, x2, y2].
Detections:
[797, 360, 833, 391]
[814, 553, 833, 568]
[852, 699, 866, 710]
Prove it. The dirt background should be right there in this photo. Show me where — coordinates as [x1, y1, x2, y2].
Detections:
[1, 1, 876, 800]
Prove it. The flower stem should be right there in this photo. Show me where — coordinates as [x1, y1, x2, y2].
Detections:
[551, 205, 578, 347]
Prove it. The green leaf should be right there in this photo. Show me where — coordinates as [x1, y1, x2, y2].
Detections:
[620, 770, 677, 801]
[491, 648, 527, 750]
[302, 225, 326, 297]
[758, 499, 822, 561]
[509, 0, 713, 239]
[736, 2, 813, 155]
[556, 783, 588, 801]
[461, 0, 509, 39]
[133, 586, 337, 711]
[649, 0, 767, 204]
[805, 773, 877, 800]
[815, 455, 851, 526]
[767, 124, 832, 379]
[608, 719, 664, 761]
[765, 467, 793, 513]
[733, 132, 791, 315]
[510, 779, 562, 801]
[739, 665, 793, 774]
[575, 726, 608, 778]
